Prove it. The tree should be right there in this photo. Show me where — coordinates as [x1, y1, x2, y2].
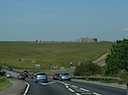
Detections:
[105, 39, 128, 76]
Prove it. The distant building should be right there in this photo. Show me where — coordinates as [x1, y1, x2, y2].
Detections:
[77, 37, 98, 43]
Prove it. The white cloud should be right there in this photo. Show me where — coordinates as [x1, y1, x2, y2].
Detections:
[2, 1, 56, 11]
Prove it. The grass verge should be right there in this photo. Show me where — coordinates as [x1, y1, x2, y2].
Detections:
[0, 78, 12, 91]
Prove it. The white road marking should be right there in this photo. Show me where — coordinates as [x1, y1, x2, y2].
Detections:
[66, 85, 69, 88]
[71, 85, 78, 89]
[40, 83, 46, 85]
[23, 82, 30, 95]
[68, 88, 75, 92]
[57, 81, 102, 95]
[75, 93, 81, 95]
[93, 92, 101, 95]
[80, 88, 90, 92]
[40, 82, 56, 85]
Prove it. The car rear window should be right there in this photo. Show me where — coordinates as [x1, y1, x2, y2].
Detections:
[37, 75, 46, 78]
[37, 73, 46, 75]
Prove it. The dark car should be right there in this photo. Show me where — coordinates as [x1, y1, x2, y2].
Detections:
[22, 70, 29, 77]
[18, 73, 25, 80]
[18, 70, 29, 80]
[34, 72, 48, 83]
[53, 73, 60, 80]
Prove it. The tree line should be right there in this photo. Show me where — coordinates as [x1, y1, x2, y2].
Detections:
[74, 39, 128, 79]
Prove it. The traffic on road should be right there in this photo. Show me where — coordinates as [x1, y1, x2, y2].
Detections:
[2, 67, 127, 95]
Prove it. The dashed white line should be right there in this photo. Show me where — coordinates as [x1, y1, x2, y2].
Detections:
[80, 88, 90, 92]
[68, 88, 75, 92]
[93, 92, 101, 95]
[71, 85, 78, 89]
[57, 81, 101, 95]
[75, 93, 81, 95]
[65, 85, 69, 88]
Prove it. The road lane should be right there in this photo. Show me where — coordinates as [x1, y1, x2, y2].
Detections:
[63, 80, 126, 95]
[24, 78, 127, 95]
[2, 67, 127, 95]
[26, 81, 75, 95]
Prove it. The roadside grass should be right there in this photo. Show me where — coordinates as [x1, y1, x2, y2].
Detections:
[0, 78, 12, 90]
[0, 41, 114, 72]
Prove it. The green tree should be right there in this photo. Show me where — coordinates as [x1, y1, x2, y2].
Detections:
[105, 39, 128, 76]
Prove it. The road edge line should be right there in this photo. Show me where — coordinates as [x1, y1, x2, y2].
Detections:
[23, 82, 30, 95]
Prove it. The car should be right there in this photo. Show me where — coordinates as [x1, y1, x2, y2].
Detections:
[53, 73, 60, 80]
[18, 73, 25, 80]
[8, 67, 13, 71]
[22, 70, 29, 77]
[6, 73, 12, 78]
[58, 72, 71, 81]
[34, 72, 48, 83]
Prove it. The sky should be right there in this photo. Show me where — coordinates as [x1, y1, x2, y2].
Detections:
[0, 0, 128, 41]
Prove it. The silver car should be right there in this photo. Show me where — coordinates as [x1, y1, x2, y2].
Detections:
[59, 72, 71, 81]
[6, 73, 12, 78]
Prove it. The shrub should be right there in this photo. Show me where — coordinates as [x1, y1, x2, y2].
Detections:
[74, 62, 101, 76]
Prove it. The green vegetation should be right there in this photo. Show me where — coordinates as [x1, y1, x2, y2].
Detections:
[105, 39, 128, 75]
[105, 39, 128, 82]
[0, 41, 113, 72]
[0, 78, 12, 90]
[74, 62, 101, 76]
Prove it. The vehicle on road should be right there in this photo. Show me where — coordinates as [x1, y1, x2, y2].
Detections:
[34, 72, 48, 83]
[18, 73, 25, 80]
[22, 70, 29, 77]
[6, 73, 12, 78]
[53, 73, 60, 80]
[18, 70, 29, 80]
[8, 67, 13, 71]
[59, 72, 71, 81]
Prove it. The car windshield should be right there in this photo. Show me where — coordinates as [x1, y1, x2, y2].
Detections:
[37, 73, 46, 75]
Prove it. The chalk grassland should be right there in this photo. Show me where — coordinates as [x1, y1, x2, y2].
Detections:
[0, 41, 113, 71]
[0, 78, 11, 90]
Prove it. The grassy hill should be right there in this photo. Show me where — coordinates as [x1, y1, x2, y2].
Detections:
[0, 41, 114, 72]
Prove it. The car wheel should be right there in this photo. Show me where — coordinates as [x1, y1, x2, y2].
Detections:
[68, 79, 71, 81]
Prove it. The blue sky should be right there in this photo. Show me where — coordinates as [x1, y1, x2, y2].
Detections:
[0, 0, 128, 41]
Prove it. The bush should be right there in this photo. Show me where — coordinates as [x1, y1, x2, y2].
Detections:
[0, 72, 6, 76]
[74, 62, 101, 76]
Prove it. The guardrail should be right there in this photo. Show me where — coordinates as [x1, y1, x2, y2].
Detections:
[73, 76, 121, 81]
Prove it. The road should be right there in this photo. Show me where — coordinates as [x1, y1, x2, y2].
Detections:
[2, 67, 127, 95]
[25, 78, 127, 95]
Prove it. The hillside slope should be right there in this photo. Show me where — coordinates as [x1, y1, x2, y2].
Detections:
[0, 41, 113, 71]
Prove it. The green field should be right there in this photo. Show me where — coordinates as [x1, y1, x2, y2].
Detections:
[0, 78, 11, 90]
[0, 41, 113, 72]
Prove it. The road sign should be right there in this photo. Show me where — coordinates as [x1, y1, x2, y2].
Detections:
[35, 64, 40, 69]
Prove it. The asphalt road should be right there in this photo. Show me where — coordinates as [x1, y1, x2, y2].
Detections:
[26, 80, 74, 95]
[25, 79, 127, 95]
[2, 67, 127, 95]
